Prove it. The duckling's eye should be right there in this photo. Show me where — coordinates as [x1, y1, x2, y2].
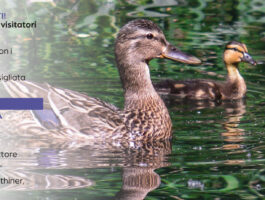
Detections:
[146, 33, 154, 39]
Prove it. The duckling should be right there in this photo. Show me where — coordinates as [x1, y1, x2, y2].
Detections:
[3, 19, 201, 141]
[155, 41, 256, 100]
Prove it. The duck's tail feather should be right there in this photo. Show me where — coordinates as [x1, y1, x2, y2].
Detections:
[3, 81, 61, 129]
[3, 80, 50, 107]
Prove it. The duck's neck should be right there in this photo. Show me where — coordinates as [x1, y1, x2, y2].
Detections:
[224, 63, 246, 99]
[117, 58, 163, 110]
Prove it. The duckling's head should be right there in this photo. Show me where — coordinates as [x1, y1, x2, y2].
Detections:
[224, 41, 256, 66]
[115, 19, 201, 67]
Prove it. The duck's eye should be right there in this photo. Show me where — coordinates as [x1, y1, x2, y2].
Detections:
[146, 33, 154, 39]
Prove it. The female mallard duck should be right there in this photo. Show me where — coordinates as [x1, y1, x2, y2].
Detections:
[3, 19, 201, 141]
[155, 41, 256, 100]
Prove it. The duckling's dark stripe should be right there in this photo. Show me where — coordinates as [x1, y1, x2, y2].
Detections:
[225, 48, 244, 54]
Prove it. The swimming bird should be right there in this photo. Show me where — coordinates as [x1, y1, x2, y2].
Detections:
[154, 41, 256, 100]
[3, 19, 201, 141]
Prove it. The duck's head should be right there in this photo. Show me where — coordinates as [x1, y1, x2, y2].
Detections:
[224, 41, 256, 66]
[115, 19, 201, 66]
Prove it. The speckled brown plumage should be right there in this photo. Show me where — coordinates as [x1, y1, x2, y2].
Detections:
[3, 19, 201, 141]
[155, 41, 257, 100]
[155, 79, 222, 100]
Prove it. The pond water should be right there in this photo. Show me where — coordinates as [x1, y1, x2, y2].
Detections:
[0, 0, 264, 199]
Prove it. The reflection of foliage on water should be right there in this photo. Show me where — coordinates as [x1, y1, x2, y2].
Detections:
[149, 169, 261, 199]
[240, 0, 265, 23]
[2, 0, 264, 88]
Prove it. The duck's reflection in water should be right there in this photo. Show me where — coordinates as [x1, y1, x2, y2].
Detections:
[115, 167, 161, 200]
[221, 99, 246, 148]
[0, 115, 171, 199]
[164, 96, 247, 162]
[219, 100, 249, 166]
[115, 140, 171, 200]
[0, 170, 93, 191]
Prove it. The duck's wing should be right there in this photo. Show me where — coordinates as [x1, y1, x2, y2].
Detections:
[155, 79, 222, 100]
[3, 81, 125, 139]
[47, 86, 125, 138]
[3, 80, 50, 107]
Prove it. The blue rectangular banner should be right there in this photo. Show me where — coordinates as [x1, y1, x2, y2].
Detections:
[0, 98, 43, 110]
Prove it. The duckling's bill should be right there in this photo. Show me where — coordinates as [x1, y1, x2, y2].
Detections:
[159, 44, 201, 65]
[242, 52, 257, 66]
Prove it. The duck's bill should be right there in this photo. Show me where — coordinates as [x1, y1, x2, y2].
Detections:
[242, 52, 257, 66]
[159, 44, 201, 65]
